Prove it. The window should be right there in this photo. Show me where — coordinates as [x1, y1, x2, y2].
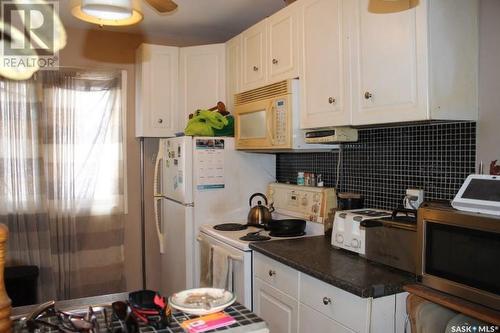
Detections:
[0, 69, 125, 216]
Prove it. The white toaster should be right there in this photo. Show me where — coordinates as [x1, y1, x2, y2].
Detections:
[331, 209, 392, 255]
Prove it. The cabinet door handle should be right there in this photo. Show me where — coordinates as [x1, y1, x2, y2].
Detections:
[272, 59, 279, 65]
[253, 66, 259, 71]
[158, 118, 163, 124]
[328, 97, 336, 104]
[364, 92, 373, 100]
[323, 297, 332, 305]
[268, 270, 276, 277]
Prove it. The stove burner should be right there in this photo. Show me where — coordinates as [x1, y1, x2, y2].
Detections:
[239, 234, 272, 241]
[355, 210, 391, 217]
[269, 232, 306, 238]
[213, 223, 248, 231]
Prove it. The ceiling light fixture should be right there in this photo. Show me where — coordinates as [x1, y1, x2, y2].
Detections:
[72, 0, 143, 26]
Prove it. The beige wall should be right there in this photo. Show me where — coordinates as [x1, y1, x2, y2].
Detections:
[59, 27, 176, 292]
[478, 0, 500, 170]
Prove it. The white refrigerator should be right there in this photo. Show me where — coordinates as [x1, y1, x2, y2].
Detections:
[153, 136, 275, 296]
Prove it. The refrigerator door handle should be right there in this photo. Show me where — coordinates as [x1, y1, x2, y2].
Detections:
[154, 154, 165, 254]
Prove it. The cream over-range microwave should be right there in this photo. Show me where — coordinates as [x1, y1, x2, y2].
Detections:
[234, 79, 337, 151]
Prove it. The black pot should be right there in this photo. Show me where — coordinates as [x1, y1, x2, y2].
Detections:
[267, 219, 306, 237]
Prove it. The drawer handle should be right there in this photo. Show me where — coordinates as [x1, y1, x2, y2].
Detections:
[364, 91, 373, 100]
[253, 66, 259, 72]
[268, 270, 276, 277]
[328, 97, 336, 104]
[158, 118, 163, 124]
[272, 58, 279, 65]
[322, 297, 332, 305]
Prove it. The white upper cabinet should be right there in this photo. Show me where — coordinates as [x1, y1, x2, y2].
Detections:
[135, 44, 179, 137]
[299, 0, 350, 129]
[350, 0, 426, 125]
[268, 4, 300, 83]
[350, 0, 478, 126]
[179, 44, 226, 131]
[239, 3, 301, 93]
[241, 21, 268, 92]
[226, 36, 242, 111]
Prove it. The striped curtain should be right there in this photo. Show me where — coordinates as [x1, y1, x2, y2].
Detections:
[0, 69, 125, 301]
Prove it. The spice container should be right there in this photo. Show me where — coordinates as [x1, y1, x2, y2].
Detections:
[297, 172, 305, 186]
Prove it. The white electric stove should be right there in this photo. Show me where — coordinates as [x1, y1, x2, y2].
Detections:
[196, 183, 337, 310]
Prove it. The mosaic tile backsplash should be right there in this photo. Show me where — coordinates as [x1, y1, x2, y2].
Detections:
[277, 122, 476, 210]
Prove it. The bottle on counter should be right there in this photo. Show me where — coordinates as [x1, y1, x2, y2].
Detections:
[304, 172, 310, 186]
[317, 174, 324, 187]
[297, 172, 305, 186]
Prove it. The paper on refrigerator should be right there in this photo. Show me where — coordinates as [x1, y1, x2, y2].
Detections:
[195, 138, 225, 190]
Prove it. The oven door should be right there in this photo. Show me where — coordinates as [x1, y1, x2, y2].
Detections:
[196, 231, 253, 310]
[418, 208, 500, 310]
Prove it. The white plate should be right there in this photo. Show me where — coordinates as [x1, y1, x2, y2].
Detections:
[168, 288, 236, 316]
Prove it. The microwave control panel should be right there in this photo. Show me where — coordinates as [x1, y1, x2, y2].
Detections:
[274, 99, 287, 145]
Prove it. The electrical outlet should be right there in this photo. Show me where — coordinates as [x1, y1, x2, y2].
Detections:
[405, 189, 424, 209]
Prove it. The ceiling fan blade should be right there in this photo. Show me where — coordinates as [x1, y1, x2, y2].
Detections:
[145, 0, 178, 13]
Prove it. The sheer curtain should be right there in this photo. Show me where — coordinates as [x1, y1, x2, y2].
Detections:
[0, 69, 125, 301]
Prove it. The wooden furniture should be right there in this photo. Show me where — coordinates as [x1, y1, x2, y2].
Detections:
[404, 284, 500, 326]
[136, 43, 227, 137]
[253, 252, 407, 333]
[239, 2, 300, 93]
[179, 44, 226, 130]
[135, 44, 179, 137]
[227, 0, 478, 129]
[0, 224, 12, 333]
[299, 0, 351, 128]
[226, 35, 242, 111]
[349, 0, 478, 126]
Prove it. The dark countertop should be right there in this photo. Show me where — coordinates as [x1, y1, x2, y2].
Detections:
[250, 235, 417, 298]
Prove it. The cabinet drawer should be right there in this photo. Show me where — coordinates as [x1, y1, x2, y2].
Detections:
[299, 273, 370, 333]
[299, 303, 355, 333]
[254, 252, 299, 299]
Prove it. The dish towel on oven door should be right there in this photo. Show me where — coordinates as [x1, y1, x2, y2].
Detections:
[211, 245, 233, 290]
[199, 238, 212, 287]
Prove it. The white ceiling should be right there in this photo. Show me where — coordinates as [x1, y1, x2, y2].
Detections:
[61, 0, 286, 45]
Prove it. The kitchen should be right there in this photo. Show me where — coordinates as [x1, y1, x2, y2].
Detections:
[1, 0, 499, 332]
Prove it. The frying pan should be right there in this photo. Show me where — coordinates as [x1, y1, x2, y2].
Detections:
[267, 219, 306, 237]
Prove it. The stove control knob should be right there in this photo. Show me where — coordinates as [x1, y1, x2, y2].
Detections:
[351, 239, 360, 248]
[335, 233, 344, 244]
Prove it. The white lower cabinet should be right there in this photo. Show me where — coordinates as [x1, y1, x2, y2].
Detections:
[253, 252, 406, 333]
[254, 277, 298, 333]
[299, 273, 370, 332]
[299, 303, 355, 333]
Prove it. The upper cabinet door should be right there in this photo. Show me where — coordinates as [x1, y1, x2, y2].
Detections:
[226, 36, 242, 110]
[179, 44, 226, 131]
[350, 0, 427, 125]
[268, 4, 299, 84]
[300, 0, 350, 129]
[135, 44, 179, 137]
[241, 21, 268, 92]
